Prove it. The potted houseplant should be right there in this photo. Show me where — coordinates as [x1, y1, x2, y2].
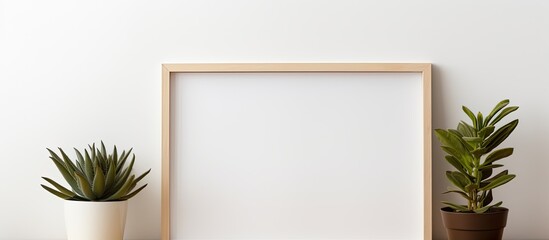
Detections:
[435, 99, 518, 240]
[40, 141, 151, 240]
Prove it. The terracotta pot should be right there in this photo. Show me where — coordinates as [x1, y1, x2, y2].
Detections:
[441, 207, 508, 240]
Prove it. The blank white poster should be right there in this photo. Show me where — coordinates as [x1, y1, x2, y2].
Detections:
[170, 72, 424, 240]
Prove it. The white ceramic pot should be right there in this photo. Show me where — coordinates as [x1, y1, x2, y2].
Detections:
[64, 200, 128, 240]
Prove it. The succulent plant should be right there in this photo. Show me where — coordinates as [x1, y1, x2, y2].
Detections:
[41, 141, 151, 201]
[435, 99, 518, 213]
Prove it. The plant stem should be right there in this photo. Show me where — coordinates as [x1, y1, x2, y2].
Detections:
[472, 152, 481, 210]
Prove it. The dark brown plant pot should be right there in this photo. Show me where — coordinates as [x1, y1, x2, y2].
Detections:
[441, 207, 508, 240]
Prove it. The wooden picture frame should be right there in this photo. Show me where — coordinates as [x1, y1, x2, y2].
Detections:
[162, 63, 432, 240]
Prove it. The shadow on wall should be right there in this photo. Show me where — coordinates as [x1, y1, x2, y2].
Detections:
[431, 64, 452, 239]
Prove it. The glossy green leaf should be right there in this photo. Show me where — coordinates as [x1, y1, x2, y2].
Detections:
[462, 136, 482, 144]
[483, 148, 513, 166]
[482, 190, 493, 206]
[435, 129, 472, 159]
[446, 171, 471, 191]
[464, 183, 479, 192]
[483, 120, 519, 152]
[441, 146, 472, 170]
[448, 129, 474, 151]
[480, 167, 493, 180]
[474, 201, 502, 213]
[462, 106, 477, 129]
[457, 122, 475, 137]
[478, 164, 503, 170]
[471, 147, 488, 159]
[442, 201, 470, 212]
[443, 190, 472, 200]
[448, 129, 463, 138]
[476, 112, 484, 130]
[484, 170, 509, 183]
[440, 146, 465, 159]
[483, 99, 509, 126]
[480, 174, 515, 191]
[434, 100, 519, 213]
[444, 155, 467, 174]
[490, 106, 519, 126]
[478, 125, 495, 139]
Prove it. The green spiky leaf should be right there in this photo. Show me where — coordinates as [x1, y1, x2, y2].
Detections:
[105, 175, 135, 201]
[120, 184, 148, 200]
[104, 159, 117, 191]
[75, 172, 96, 200]
[41, 184, 73, 200]
[42, 177, 75, 197]
[92, 164, 106, 198]
[42, 142, 150, 201]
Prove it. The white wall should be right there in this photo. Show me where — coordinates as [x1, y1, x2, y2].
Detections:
[1, 0, 548, 239]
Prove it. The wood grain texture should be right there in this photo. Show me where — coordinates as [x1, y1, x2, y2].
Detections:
[163, 63, 431, 73]
[161, 65, 171, 240]
[161, 63, 432, 240]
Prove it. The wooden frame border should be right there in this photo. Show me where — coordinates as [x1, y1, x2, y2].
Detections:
[162, 63, 432, 240]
